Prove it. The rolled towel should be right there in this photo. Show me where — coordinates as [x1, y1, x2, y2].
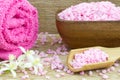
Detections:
[0, 0, 38, 60]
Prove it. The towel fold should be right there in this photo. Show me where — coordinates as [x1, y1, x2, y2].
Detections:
[0, 0, 38, 60]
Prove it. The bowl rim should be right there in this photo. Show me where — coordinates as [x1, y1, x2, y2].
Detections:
[56, 9, 120, 23]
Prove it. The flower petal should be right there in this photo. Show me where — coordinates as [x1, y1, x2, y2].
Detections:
[19, 46, 26, 53]
[0, 68, 9, 72]
[11, 70, 17, 78]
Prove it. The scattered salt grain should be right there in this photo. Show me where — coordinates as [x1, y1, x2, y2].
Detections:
[81, 78, 87, 80]
[66, 70, 72, 74]
[102, 74, 109, 79]
[56, 69, 62, 72]
[50, 55, 64, 70]
[45, 76, 50, 79]
[37, 73, 42, 76]
[63, 67, 68, 72]
[110, 66, 115, 71]
[80, 71, 85, 75]
[96, 70, 100, 73]
[118, 69, 120, 73]
[39, 51, 48, 58]
[38, 32, 48, 45]
[55, 74, 61, 78]
[114, 63, 119, 67]
[0, 71, 3, 75]
[16, 70, 21, 73]
[88, 71, 93, 76]
[22, 70, 28, 75]
[106, 68, 111, 72]
[21, 75, 29, 80]
[47, 49, 56, 54]
[29, 68, 33, 71]
[99, 73, 104, 76]
[40, 70, 47, 76]
[102, 69, 107, 74]
[60, 73, 65, 76]
[23, 71, 28, 75]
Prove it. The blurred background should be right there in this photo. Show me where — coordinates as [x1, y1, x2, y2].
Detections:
[29, 0, 120, 33]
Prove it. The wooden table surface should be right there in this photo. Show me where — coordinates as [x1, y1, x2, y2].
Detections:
[0, 34, 120, 80]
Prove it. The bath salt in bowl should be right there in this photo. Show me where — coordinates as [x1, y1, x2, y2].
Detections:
[56, 1, 120, 48]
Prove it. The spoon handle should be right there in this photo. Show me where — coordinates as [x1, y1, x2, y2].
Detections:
[101, 47, 120, 61]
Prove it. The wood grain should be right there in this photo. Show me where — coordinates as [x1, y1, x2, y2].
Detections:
[29, 0, 120, 33]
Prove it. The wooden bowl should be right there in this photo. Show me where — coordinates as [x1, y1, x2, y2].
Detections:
[56, 10, 120, 48]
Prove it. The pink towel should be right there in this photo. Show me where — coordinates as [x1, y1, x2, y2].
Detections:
[0, 0, 38, 60]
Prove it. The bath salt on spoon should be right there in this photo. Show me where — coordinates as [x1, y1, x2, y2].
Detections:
[67, 46, 120, 72]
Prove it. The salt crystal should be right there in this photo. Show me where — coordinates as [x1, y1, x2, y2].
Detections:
[110, 66, 115, 71]
[60, 73, 65, 76]
[16, 70, 21, 73]
[96, 70, 100, 73]
[114, 63, 119, 67]
[102, 69, 107, 74]
[107, 68, 111, 72]
[21, 75, 29, 79]
[81, 78, 87, 80]
[118, 69, 120, 73]
[71, 48, 108, 69]
[66, 70, 72, 74]
[102, 74, 109, 79]
[39, 51, 48, 58]
[80, 71, 85, 75]
[88, 71, 93, 76]
[45, 76, 50, 79]
[55, 74, 61, 78]
[63, 67, 68, 72]
[99, 73, 103, 76]
[56, 69, 62, 72]
[0, 71, 3, 75]
[58, 1, 120, 21]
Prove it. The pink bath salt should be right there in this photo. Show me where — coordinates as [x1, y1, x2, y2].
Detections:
[88, 71, 93, 76]
[39, 32, 48, 45]
[102, 74, 109, 79]
[55, 45, 68, 55]
[110, 66, 115, 71]
[118, 69, 120, 73]
[56, 69, 62, 72]
[58, 1, 120, 21]
[79, 71, 85, 75]
[21, 75, 29, 80]
[114, 63, 119, 67]
[50, 55, 64, 70]
[81, 78, 87, 80]
[60, 73, 65, 76]
[106, 68, 111, 72]
[101, 69, 107, 74]
[39, 51, 48, 58]
[55, 74, 61, 78]
[99, 73, 104, 76]
[71, 48, 108, 69]
[50, 35, 62, 45]
[45, 76, 50, 79]
[47, 49, 56, 54]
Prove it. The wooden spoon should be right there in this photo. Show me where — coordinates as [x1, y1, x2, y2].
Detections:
[67, 46, 120, 72]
